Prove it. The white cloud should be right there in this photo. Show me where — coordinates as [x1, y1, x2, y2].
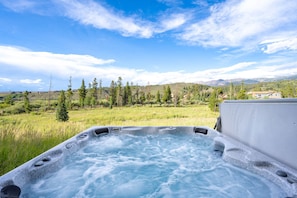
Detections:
[192, 0, 208, 7]
[0, 45, 242, 86]
[124, 61, 297, 85]
[0, 0, 36, 12]
[230, 62, 297, 79]
[202, 62, 256, 75]
[158, 13, 189, 33]
[1, 46, 297, 90]
[0, 45, 116, 78]
[260, 37, 297, 54]
[57, 0, 192, 38]
[57, 0, 154, 38]
[180, 0, 297, 48]
[20, 79, 42, 84]
[0, 0, 189, 38]
[0, 77, 12, 82]
[0, 0, 56, 15]
[2, 0, 297, 52]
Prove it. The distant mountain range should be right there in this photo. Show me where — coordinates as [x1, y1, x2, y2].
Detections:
[198, 75, 297, 86]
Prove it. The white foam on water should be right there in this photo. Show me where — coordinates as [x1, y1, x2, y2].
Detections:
[21, 133, 286, 197]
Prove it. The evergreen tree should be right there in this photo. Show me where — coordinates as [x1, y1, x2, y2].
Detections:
[134, 85, 140, 104]
[56, 90, 69, 122]
[162, 86, 167, 103]
[146, 92, 152, 106]
[85, 83, 92, 106]
[229, 82, 235, 100]
[167, 86, 172, 103]
[123, 85, 128, 106]
[208, 88, 219, 112]
[99, 79, 103, 101]
[162, 85, 172, 104]
[139, 91, 146, 105]
[66, 76, 73, 109]
[123, 81, 131, 106]
[89, 78, 98, 107]
[109, 80, 116, 107]
[116, 77, 123, 106]
[127, 82, 133, 105]
[156, 90, 161, 105]
[192, 84, 200, 101]
[78, 79, 87, 107]
[92, 78, 98, 101]
[237, 81, 248, 100]
[23, 91, 31, 113]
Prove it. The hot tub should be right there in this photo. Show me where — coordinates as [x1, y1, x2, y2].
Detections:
[1, 126, 296, 197]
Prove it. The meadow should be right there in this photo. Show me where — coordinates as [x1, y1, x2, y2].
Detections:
[0, 105, 219, 175]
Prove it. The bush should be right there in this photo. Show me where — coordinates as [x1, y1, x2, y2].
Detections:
[71, 102, 81, 110]
[2, 104, 25, 115]
[99, 99, 110, 108]
[0, 103, 10, 109]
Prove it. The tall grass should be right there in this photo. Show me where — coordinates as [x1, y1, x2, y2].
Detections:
[0, 117, 83, 175]
[0, 105, 219, 175]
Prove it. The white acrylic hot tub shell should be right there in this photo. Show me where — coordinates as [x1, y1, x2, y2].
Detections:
[1, 122, 297, 196]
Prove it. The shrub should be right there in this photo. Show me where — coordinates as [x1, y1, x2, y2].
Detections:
[2, 104, 25, 115]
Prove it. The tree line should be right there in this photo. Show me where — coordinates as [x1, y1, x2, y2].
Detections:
[1, 77, 297, 121]
[76, 77, 176, 109]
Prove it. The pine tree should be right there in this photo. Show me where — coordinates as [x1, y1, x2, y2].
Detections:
[156, 90, 161, 105]
[134, 85, 140, 104]
[85, 83, 92, 106]
[78, 79, 87, 107]
[109, 80, 116, 107]
[91, 78, 98, 106]
[123, 82, 131, 106]
[229, 82, 234, 100]
[146, 92, 152, 106]
[208, 88, 219, 112]
[162, 86, 167, 103]
[237, 81, 248, 100]
[99, 79, 103, 101]
[127, 82, 133, 105]
[66, 76, 73, 109]
[23, 91, 31, 113]
[167, 86, 172, 103]
[162, 85, 172, 104]
[56, 90, 69, 122]
[116, 77, 123, 106]
[139, 91, 146, 105]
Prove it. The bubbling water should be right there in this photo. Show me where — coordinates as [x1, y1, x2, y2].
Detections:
[22, 133, 286, 197]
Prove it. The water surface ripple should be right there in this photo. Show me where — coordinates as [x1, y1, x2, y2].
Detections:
[22, 133, 285, 197]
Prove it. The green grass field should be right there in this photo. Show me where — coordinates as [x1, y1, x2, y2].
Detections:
[0, 105, 219, 175]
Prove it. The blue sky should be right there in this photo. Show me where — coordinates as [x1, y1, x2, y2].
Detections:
[1, 0, 297, 91]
